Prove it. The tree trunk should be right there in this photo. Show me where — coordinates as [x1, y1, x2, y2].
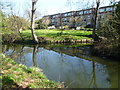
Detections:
[92, 0, 100, 41]
[31, 1, 39, 43]
[60, 13, 62, 29]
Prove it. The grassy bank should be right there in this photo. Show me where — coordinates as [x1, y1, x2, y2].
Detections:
[0, 54, 63, 89]
[21, 29, 93, 43]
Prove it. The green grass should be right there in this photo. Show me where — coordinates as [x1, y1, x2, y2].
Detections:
[21, 29, 92, 42]
[1, 54, 63, 89]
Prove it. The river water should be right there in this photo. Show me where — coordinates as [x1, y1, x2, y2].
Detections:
[2, 44, 119, 88]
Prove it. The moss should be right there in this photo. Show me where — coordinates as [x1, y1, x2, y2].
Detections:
[1, 54, 63, 89]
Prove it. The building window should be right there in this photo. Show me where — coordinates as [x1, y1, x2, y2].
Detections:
[64, 13, 68, 16]
[84, 10, 88, 14]
[106, 7, 112, 11]
[68, 13, 72, 16]
[99, 15, 104, 19]
[53, 16, 56, 18]
[99, 8, 105, 12]
[52, 19, 55, 22]
[55, 15, 58, 17]
[87, 15, 90, 19]
[65, 18, 67, 21]
[79, 11, 83, 15]
[89, 10, 92, 13]
[63, 18, 69, 22]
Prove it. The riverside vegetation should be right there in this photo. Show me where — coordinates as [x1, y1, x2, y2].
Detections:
[0, 54, 64, 89]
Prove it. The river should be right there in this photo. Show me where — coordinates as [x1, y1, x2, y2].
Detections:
[2, 43, 119, 88]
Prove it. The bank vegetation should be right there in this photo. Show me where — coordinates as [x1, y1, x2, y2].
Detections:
[1, 54, 64, 89]
[93, 1, 120, 59]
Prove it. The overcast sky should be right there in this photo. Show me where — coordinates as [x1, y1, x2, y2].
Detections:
[1, 0, 119, 18]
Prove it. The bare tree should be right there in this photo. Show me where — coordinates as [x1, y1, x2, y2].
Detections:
[1, 2, 27, 41]
[92, 0, 100, 41]
[31, 0, 39, 43]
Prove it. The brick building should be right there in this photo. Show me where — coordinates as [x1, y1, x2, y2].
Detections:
[42, 5, 114, 29]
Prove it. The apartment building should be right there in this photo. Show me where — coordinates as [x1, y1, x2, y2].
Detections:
[42, 5, 114, 29]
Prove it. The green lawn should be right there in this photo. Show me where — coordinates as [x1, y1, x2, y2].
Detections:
[21, 29, 92, 42]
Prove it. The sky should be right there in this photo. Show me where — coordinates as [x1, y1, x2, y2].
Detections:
[1, 0, 119, 19]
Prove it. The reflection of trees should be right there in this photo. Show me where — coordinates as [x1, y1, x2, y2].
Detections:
[88, 61, 97, 88]
[2, 44, 116, 88]
[2, 44, 11, 54]
[3, 44, 39, 66]
[55, 52, 98, 88]
[18, 45, 25, 64]
[59, 54, 88, 87]
[32, 45, 39, 67]
[58, 53, 64, 82]
[93, 61, 97, 88]
[2, 44, 26, 64]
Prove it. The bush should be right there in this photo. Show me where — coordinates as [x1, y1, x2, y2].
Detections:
[2, 33, 20, 43]
[95, 1, 120, 58]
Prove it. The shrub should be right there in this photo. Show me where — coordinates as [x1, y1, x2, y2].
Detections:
[2, 33, 20, 43]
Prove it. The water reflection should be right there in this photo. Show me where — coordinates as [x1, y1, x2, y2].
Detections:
[2, 44, 119, 88]
[33, 45, 39, 67]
